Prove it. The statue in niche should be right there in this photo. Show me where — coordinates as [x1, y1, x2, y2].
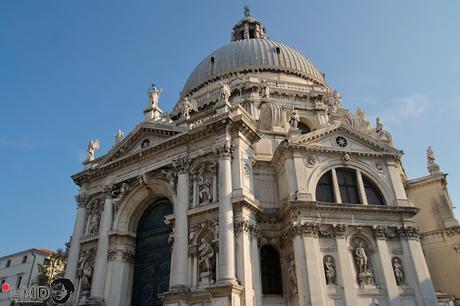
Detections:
[219, 82, 231, 103]
[77, 252, 94, 302]
[147, 84, 162, 108]
[392, 257, 404, 285]
[198, 176, 212, 205]
[88, 213, 100, 235]
[355, 241, 368, 273]
[181, 97, 198, 120]
[324, 255, 336, 285]
[287, 253, 297, 294]
[288, 109, 300, 129]
[261, 79, 270, 98]
[87, 139, 100, 161]
[199, 238, 214, 273]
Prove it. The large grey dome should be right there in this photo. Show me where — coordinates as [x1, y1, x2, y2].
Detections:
[181, 38, 326, 97]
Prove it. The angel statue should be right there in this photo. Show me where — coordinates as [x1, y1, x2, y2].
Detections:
[147, 84, 162, 108]
[114, 129, 124, 145]
[181, 97, 198, 120]
[219, 82, 231, 103]
[87, 139, 100, 161]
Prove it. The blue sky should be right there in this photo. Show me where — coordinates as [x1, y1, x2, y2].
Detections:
[1, 1, 459, 255]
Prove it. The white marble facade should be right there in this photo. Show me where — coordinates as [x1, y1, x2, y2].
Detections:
[64, 12, 438, 306]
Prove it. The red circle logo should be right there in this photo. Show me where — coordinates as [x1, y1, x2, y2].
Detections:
[1, 282, 10, 292]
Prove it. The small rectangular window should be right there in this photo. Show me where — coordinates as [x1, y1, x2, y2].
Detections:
[5, 259, 11, 268]
[16, 275, 22, 289]
[22, 256, 27, 264]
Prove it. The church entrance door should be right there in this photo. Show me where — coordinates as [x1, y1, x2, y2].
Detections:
[132, 199, 173, 306]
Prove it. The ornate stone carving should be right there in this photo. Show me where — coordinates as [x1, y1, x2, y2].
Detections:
[234, 219, 260, 238]
[173, 157, 191, 174]
[138, 173, 148, 186]
[75, 193, 88, 208]
[396, 225, 420, 240]
[189, 219, 219, 244]
[324, 255, 336, 285]
[392, 257, 404, 286]
[427, 146, 440, 175]
[218, 82, 231, 104]
[213, 142, 233, 159]
[288, 109, 300, 129]
[180, 97, 198, 120]
[304, 155, 317, 168]
[287, 253, 297, 294]
[107, 247, 135, 263]
[147, 84, 162, 108]
[260, 79, 270, 98]
[87, 139, 100, 161]
[198, 176, 213, 205]
[86, 199, 103, 236]
[198, 238, 215, 286]
[342, 152, 351, 162]
[192, 161, 216, 206]
[333, 223, 347, 238]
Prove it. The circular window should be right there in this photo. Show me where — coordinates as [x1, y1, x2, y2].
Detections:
[335, 136, 348, 148]
[141, 139, 150, 149]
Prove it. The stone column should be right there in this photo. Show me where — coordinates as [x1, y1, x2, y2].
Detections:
[373, 228, 402, 306]
[105, 247, 135, 306]
[303, 226, 326, 306]
[235, 220, 255, 306]
[170, 158, 190, 291]
[292, 234, 309, 306]
[251, 234, 262, 306]
[90, 186, 114, 301]
[334, 226, 359, 306]
[399, 227, 438, 306]
[215, 142, 237, 284]
[64, 194, 87, 286]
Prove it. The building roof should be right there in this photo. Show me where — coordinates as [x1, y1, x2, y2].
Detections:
[0, 248, 52, 260]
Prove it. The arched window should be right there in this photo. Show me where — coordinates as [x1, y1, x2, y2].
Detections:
[336, 168, 360, 204]
[363, 175, 385, 205]
[316, 170, 334, 202]
[298, 122, 311, 134]
[315, 168, 386, 205]
[260, 246, 283, 295]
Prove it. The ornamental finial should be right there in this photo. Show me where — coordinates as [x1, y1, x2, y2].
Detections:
[243, 5, 251, 18]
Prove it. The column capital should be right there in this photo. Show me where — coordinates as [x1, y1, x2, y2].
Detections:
[234, 219, 260, 239]
[172, 157, 191, 174]
[396, 225, 420, 240]
[107, 246, 135, 264]
[75, 193, 88, 208]
[103, 184, 116, 199]
[372, 225, 388, 240]
[214, 141, 233, 159]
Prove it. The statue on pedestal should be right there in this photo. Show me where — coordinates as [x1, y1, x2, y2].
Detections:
[324, 255, 336, 285]
[392, 257, 404, 285]
[288, 109, 300, 129]
[147, 84, 162, 109]
[198, 238, 215, 286]
[427, 146, 440, 175]
[87, 139, 100, 161]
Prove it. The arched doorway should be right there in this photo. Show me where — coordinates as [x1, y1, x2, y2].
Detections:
[132, 199, 173, 306]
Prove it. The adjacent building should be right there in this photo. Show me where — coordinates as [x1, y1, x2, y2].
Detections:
[65, 10, 442, 306]
[0, 248, 52, 306]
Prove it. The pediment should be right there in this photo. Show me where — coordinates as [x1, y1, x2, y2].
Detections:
[99, 122, 185, 165]
[291, 124, 402, 157]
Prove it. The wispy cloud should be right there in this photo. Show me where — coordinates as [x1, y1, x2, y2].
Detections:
[0, 137, 36, 150]
[381, 93, 430, 122]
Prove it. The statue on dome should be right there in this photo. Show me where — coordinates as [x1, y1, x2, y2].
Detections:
[288, 109, 300, 129]
[261, 79, 270, 99]
[219, 82, 231, 104]
[181, 97, 198, 120]
[87, 139, 100, 161]
[147, 84, 162, 108]
[243, 5, 251, 18]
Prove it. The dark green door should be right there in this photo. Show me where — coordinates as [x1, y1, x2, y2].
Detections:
[132, 200, 172, 306]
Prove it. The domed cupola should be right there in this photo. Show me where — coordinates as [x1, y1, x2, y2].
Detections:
[231, 6, 266, 41]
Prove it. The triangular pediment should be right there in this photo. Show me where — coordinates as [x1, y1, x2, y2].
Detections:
[290, 124, 402, 157]
[98, 122, 185, 165]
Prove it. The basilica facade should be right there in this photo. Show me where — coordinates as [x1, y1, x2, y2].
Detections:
[64, 12, 439, 306]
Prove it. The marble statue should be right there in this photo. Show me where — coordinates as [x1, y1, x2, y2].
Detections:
[199, 176, 212, 205]
[88, 213, 100, 235]
[392, 257, 404, 285]
[87, 139, 100, 161]
[114, 129, 124, 145]
[288, 109, 300, 129]
[375, 117, 384, 138]
[355, 241, 368, 273]
[181, 97, 198, 120]
[219, 82, 231, 103]
[81, 261, 93, 291]
[426, 146, 440, 175]
[198, 238, 214, 273]
[147, 84, 162, 108]
[324, 255, 336, 285]
[261, 79, 270, 98]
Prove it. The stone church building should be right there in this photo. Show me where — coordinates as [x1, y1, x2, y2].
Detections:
[64, 11, 446, 306]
